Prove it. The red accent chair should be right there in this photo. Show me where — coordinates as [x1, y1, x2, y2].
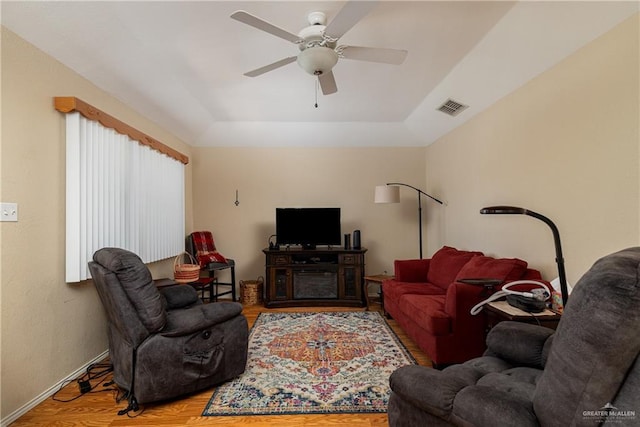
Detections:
[382, 246, 545, 368]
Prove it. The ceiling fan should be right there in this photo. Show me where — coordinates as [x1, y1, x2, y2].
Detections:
[230, 1, 408, 95]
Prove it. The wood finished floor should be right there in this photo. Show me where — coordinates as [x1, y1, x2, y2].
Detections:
[12, 304, 431, 426]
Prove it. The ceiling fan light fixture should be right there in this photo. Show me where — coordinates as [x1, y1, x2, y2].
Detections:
[297, 47, 338, 76]
[232, 4, 408, 93]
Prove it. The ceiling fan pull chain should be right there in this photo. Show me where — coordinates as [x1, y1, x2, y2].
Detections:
[315, 79, 319, 108]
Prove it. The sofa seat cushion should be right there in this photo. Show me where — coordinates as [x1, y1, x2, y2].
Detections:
[453, 384, 539, 427]
[449, 356, 513, 378]
[452, 363, 542, 427]
[476, 367, 542, 401]
[398, 294, 450, 336]
[427, 246, 483, 290]
[454, 255, 528, 284]
[389, 358, 541, 423]
[384, 281, 445, 301]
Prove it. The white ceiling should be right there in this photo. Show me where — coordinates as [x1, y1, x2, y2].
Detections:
[2, 1, 638, 147]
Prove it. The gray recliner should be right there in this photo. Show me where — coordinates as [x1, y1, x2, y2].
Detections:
[88, 247, 249, 408]
[388, 247, 640, 427]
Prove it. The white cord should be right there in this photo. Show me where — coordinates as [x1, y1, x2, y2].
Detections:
[470, 291, 508, 316]
[470, 280, 551, 316]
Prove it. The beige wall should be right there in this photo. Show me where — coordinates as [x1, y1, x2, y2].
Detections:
[424, 13, 639, 286]
[0, 27, 193, 419]
[2, 10, 638, 422]
[191, 147, 428, 283]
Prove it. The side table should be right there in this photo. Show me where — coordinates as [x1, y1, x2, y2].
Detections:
[363, 274, 394, 311]
[485, 300, 562, 331]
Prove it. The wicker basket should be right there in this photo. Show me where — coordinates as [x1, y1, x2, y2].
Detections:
[173, 252, 200, 283]
[240, 276, 264, 306]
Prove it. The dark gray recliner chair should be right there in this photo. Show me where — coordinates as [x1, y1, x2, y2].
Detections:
[88, 247, 249, 409]
[388, 247, 640, 427]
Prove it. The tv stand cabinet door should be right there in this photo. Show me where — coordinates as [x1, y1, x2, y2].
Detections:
[264, 252, 292, 305]
[338, 253, 363, 302]
[267, 267, 292, 303]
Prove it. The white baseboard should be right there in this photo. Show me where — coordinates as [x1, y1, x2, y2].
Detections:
[2, 350, 109, 427]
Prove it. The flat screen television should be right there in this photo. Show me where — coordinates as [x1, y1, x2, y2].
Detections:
[276, 208, 341, 249]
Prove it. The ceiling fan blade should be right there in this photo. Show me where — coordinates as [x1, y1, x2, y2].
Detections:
[318, 71, 338, 95]
[244, 56, 297, 77]
[324, 1, 378, 39]
[340, 46, 408, 65]
[231, 10, 300, 43]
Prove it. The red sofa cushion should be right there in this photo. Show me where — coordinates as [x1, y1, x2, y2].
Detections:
[394, 259, 431, 282]
[398, 294, 450, 336]
[454, 255, 528, 283]
[427, 246, 483, 290]
[383, 281, 445, 302]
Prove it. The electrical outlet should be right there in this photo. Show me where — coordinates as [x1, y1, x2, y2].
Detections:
[1, 203, 18, 222]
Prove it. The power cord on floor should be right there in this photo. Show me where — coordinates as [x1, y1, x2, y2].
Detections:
[52, 362, 117, 403]
[51, 362, 145, 417]
[116, 391, 144, 417]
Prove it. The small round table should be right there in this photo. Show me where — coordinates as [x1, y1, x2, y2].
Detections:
[363, 274, 394, 311]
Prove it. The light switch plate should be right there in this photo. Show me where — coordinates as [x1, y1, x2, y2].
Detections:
[1, 203, 18, 222]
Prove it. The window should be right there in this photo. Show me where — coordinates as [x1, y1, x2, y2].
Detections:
[57, 98, 188, 282]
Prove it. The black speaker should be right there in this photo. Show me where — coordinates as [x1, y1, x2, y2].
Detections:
[353, 229, 361, 249]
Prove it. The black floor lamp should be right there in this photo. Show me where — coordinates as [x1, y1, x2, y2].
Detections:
[480, 206, 569, 306]
[375, 183, 444, 259]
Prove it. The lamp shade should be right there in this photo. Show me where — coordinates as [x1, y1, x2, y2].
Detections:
[374, 185, 400, 203]
[480, 206, 527, 215]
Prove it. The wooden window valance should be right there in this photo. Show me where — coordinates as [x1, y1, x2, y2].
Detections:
[54, 97, 189, 165]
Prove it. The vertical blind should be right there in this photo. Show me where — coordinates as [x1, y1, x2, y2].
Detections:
[66, 112, 185, 282]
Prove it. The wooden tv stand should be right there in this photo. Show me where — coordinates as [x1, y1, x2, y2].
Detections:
[262, 247, 367, 308]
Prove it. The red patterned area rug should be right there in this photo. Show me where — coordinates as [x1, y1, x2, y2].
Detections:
[203, 311, 416, 416]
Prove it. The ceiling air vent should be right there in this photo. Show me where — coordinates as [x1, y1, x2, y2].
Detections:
[437, 99, 468, 117]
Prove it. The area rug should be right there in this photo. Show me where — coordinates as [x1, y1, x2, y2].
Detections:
[203, 311, 416, 416]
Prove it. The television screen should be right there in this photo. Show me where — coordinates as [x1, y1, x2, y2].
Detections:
[276, 208, 341, 248]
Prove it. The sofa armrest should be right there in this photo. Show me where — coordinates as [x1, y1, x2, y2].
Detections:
[390, 365, 470, 419]
[394, 259, 431, 282]
[159, 284, 201, 310]
[441, 282, 489, 357]
[161, 302, 245, 337]
[485, 321, 555, 369]
[444, 281, 487, 315]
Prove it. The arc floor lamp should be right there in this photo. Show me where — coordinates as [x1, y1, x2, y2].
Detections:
[480, 206, 569, 306]
[375, 183, 444, 259]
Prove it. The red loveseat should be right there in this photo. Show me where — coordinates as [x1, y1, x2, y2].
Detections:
[382, 246, 544, 368]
